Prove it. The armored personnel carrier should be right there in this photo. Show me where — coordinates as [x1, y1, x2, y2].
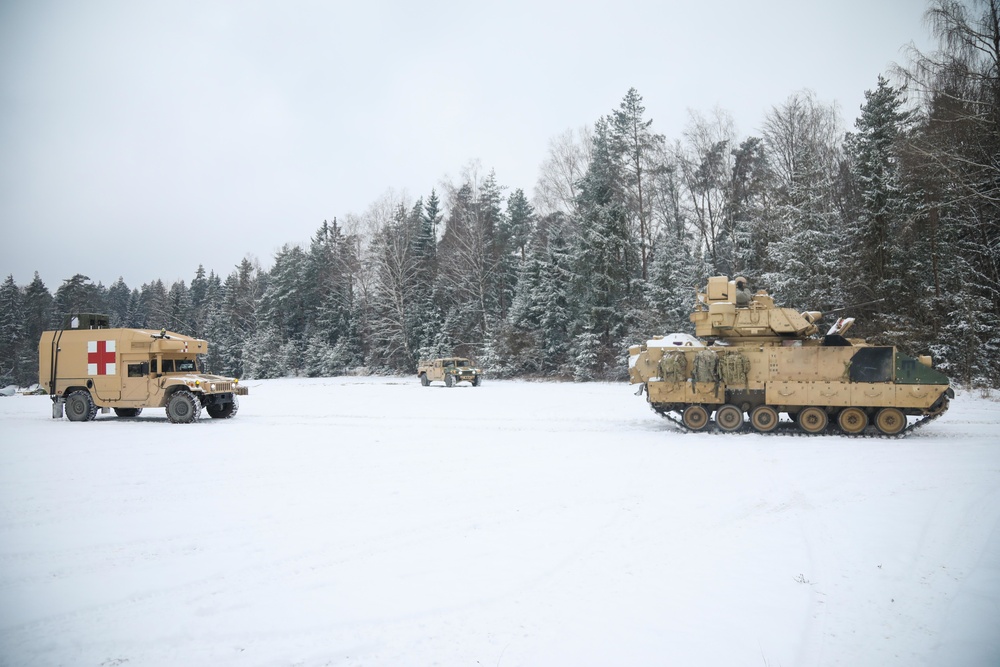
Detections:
[628, 277, 953, 436]
[39, 313, 248, 424]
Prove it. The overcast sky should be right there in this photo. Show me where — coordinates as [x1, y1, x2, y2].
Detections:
[1, 0, 933, 290]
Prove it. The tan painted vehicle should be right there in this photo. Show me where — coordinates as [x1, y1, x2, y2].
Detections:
[628, 276, 953, 436]
[39, 313, 248, 424]
[417, 357, 482, 387]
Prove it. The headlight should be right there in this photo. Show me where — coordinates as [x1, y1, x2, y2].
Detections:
[210, 383, 216, 391]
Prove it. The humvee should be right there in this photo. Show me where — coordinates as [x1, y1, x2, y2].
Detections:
[39, 313, 248, 423]
[417, 357, 482, 387]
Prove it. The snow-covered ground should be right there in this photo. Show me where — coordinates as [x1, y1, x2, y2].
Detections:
[1, 377, 998, 667]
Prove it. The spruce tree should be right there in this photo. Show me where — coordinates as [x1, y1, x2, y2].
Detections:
[611, 88, 665, 280]
[21, 273, 54, 385]
[106, 278, 132, 327]
[572, 117, 637, 375]
[845, 76, 915, 309]
[53, 274, 103, 318]
[0, 276, 24, 385]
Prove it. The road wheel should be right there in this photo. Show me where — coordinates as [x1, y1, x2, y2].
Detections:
[750, 405, 779, 433]
[66, 390, 97, 422]
[681, 405, 709, 431]
[874, 407, 906, 435]
[797, 406, 828, 434]
[838, 407, 868, 434]
[166, 390, 201, 424]
[207, 396, 239, 419]
[445, 374, 454, 388]
[420, 373, 429, 387]
[715, 404, 744, 432]
[113, 407, 143, 418]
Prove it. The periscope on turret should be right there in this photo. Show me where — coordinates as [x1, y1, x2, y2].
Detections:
[628, 276, 953, 436]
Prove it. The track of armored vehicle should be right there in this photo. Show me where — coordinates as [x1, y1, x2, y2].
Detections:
[643, 391, 948, 438]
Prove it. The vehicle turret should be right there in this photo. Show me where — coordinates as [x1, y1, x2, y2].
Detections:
[689, 275, 839, 342]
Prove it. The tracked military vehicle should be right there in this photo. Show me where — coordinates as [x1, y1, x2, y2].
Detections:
[39, 313, 248, 424]
[628, 277, 953, 436]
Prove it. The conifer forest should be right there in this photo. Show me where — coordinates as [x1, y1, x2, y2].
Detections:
[2, 0, 999, 388]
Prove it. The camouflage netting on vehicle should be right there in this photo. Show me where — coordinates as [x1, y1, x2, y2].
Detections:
[658, 352, 688, 383]
[718, 351, 751, 387]
[693, 349, 719, 382]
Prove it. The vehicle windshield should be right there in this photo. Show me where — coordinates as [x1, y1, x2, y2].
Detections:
[444, 359, 470, 368]
[175, 358, 197, 372]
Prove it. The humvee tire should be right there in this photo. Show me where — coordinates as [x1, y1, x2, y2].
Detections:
[66, 389, 97, 422]
[420, 373, 429, 387]
[207, 396, 239, 419]
[166, 390, 201, 424]
[445, 374, 454, 388]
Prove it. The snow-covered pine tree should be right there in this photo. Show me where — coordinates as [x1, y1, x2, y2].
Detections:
[676, 109, 737, 275]
[106, 278, 132, 328]
[726, 136, 776, 280]
[53, 274, 104, 319]
[18, 273, 54, 386]
[0, 275, 25, 386]
[135, 279, 170, 330]
[367, 203, 422, 371]
[255, 244, 307, 374]
[612, 87, 665, 281]
[759, 91, 845, 310]
[167, 280, 194, 334]
[435, 169, 510, 359]
[536, 215, 577, 374]
[393, 192, 442, 359]
[571, 117, 637, 376]
[241, 324, 285, 379]
[571, 328, 600, 382]
[844, 76, 916, 312]
[188, 265, 210, 336]
[645, 227, 704, 335]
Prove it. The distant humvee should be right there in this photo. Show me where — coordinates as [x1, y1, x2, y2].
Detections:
[417, 357, 482, 387]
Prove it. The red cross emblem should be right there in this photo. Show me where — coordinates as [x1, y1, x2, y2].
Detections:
[87, 340, 116, 376]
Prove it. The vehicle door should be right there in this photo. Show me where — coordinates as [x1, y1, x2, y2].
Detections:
[120, 355, 150, 402]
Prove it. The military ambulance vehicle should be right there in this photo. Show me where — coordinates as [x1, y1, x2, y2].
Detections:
[417, 357, 482, 387]
[628, 277, 953, 436]
[39, 313, 248, 423]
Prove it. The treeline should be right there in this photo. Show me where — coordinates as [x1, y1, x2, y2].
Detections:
[2, 0, 998, 388]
